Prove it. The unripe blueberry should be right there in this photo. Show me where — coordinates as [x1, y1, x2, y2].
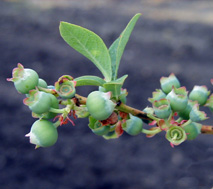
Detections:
[7, 63, 39, 94]
[148, 89, 166, 103]
[26, 119, 58, 148]
[124, 114, 143, 136]
[189, 85, 210, 106]
[178, 100, 197, 120]
[86, 91, 116, 120]
[189, 104, 208, 122]
[153, 99, 171, 119]
[183, 122, 201, 140]
[205, 94, 213, 112]
[160, 73, 180, 94]
[23, 90, 52, 114]
[166, 126, 187, 146]
[42, 94, 59, 119]
[166, 87, 188, 112]
[38, 78, 48, 88]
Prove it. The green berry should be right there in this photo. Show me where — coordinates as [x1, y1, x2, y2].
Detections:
[153, 99, 171, 119]
[86, 91, 116, 120]
[38, 78, 48, 88]
[7, 63, 39, 94]
[26, 119, 58, 148]
[178, 100, 197, 120]
[23, 90, 52, 114]
[166, 87, 188, 112]
[124, 114, 143, 136]
[160, 73, 180, 94]
[183, 122, 201, 140]
[148, 89, 166, 103]
[189, 85, 210, 106]
[37, 94, 59, 119]
[189, 104, 208, 122]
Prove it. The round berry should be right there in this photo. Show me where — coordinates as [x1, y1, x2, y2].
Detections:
[7, 63, 39, 94]
[86, 91, 116, 120]
[124, 115, 143, 136]
[26, 119, 58, 148]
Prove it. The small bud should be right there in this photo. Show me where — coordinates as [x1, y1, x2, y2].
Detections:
[86, 91, 116, 120]
[160, 73, 180, 94]
[26, 119, 58, 148]
[166, 86, 188, 112]
[153, 99, 171, 119]
[7, 63, 39, 94]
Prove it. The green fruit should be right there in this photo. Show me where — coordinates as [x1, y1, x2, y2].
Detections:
[166, 87, 188, 112]
[189, 104, 207, 122]
[178, 100, 197, 120]
[189, 85, 210, 106]
[7, 63, 39, 94]
[124, 114, 143, 136]
[26, 119, 58, 147]
[24, 90, 52, 114]
[183, 122, 201, 140]
[160, 73, 180, 94]
[86, 91, 116, 120]
[38, 78, 48, 88]
[148, 89, 166, 103]
[153, 99, 171, 119]
[41, 94, 59, 119]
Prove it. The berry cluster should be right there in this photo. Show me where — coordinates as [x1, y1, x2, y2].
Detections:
[8, 64, 213, 148]
[7, 14, 213, 149]
[146, 73, 211, 147]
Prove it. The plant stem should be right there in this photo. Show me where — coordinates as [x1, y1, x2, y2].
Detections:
[74, 94, 213, 135]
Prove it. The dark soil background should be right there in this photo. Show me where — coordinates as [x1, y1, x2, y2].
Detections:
[1, 0, 213, 188]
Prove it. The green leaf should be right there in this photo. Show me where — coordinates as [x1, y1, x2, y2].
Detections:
[103, 75, 128, 98]
[60, 22, 112, 81]
[74, 75, 106, 87]
[109, 13, 141, 80]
